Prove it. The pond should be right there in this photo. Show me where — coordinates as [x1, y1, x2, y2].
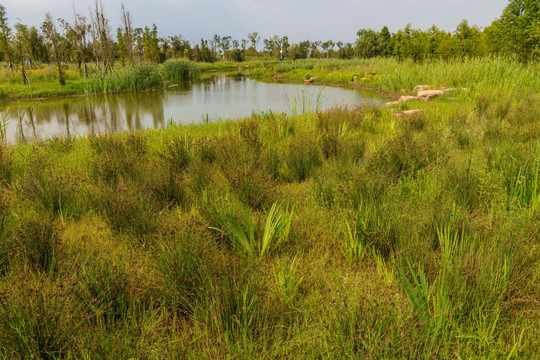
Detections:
[0, 77, 388, 143]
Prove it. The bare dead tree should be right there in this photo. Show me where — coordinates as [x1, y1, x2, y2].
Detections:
[120, 3, 134, 63]
[72, 6, 91, 78]
[90, 0, 114, 74]
[42, 12, 67, 86]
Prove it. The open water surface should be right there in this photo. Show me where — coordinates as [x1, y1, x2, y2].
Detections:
[0, 77, 388, 143]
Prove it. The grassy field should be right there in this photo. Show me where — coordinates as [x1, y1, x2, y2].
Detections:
[0, 58, 539, 358]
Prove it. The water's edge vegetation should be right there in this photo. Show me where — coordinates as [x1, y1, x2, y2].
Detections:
[0, 56, 539, 358]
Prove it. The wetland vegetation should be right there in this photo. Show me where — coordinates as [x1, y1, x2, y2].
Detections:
[0, 0, 539, 358]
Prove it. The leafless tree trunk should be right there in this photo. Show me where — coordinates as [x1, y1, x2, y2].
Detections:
[90, 0, 114, 74]
[42, 12, 67, 86]
[121, 3, 134, 63]
[73, 7, 90, 78]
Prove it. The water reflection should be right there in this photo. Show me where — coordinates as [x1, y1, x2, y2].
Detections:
[0, 77, 387, 143]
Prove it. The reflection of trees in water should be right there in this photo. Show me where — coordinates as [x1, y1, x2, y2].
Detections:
[104, 95, 121, 133]
[17, 111, 25, 143]
[63, 103, 70, 138]
[28, 107, 37, 140]
[1, 91, 166, 140]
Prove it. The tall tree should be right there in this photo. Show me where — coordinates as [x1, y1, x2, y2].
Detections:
[220, 35, 231, 60]
[116, 27, 127, 66]
[0, 5, 13, 76]
[90, 0, 114, 73]
[27, 26, 48, 64]
[321, 40, 335, 58]
[247, 31, 260, 52]
[13, 21, 30, 85]
[71, 9, 91, 77]
[500, 0, 540, 62]
[42, 12, 67, 86]
[211, 34, 220, 59]
[120, 3, 134, 63]
[142, 24, 160, 63]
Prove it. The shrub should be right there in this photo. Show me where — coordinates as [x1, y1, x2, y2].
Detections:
[84, 63, 163, 94]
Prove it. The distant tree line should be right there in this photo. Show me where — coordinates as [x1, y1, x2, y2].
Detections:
[0, 0, 537, 82]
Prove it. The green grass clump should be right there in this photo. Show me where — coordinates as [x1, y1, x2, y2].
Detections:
[84, 63, 164, 95]
[208, 199, 294, 260]
[162, 58, 200, 82]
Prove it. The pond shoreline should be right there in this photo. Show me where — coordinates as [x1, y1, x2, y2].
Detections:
[0, 74, 395, 104]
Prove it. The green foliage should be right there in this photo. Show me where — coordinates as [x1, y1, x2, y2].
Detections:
[209, 201, 294, 260]
[272, 257, 304, 304]
[162, 58, 200, 82]
[85, 63, 163, 94]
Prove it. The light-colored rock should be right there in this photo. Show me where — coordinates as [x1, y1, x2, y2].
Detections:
[414, 85, 432, 91]
[399, 95, 420, 102]
[417, 90, 444, 100]
[385, 100, 401, 106]
[394, 109, 424, 117]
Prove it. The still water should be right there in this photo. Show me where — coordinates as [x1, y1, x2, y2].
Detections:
[0, 77, 387, 143]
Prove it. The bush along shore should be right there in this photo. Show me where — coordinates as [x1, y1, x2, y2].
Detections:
[0, 59, 201, 101]
[0, 72, 539, 358]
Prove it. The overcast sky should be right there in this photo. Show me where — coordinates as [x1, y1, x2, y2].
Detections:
[2, 0, 509, 44]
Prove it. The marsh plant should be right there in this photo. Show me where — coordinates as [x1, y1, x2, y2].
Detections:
[162, 59, 200, 82]
[285, 88, 325, 115]
[209, 200, 294, 260]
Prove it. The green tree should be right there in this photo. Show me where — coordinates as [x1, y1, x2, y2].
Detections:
[483, 20, 505, 56]
[379, 26, 391, 56]
[500, 0, 540, 62]
[0, 5, 13, 76]
[27, 26, 48, 64]
[142, 25, 160, 63]
[116, 27, 127, 66]
[355, 29, 379, 58]
[454, 20, 482, 58]
[247, 31, 260, 59]
[321, 40, 335, 58]
[220, 35, 231, 60]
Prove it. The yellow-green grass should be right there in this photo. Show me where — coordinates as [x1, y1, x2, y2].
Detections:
[0, 68, 539, 358]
